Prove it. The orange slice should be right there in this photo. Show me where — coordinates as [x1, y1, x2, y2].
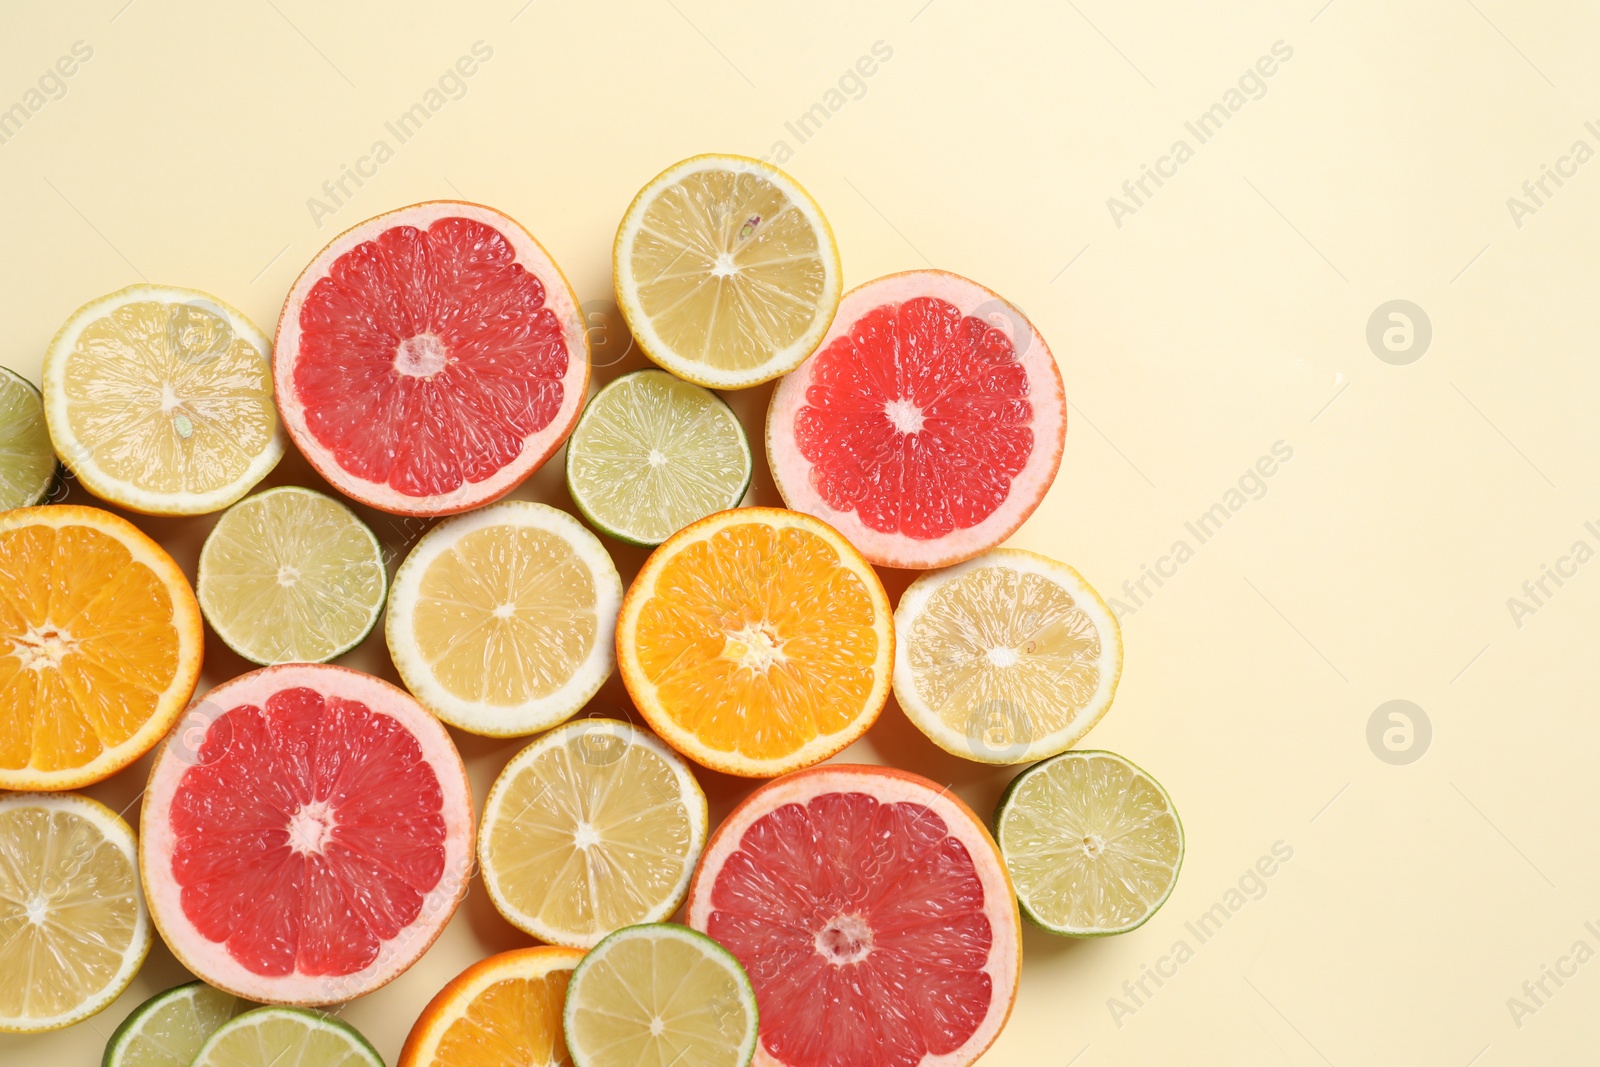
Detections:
[398, 946, 583, 1067]
[617, 507, 892, 777]
[0, 505, 202, 790]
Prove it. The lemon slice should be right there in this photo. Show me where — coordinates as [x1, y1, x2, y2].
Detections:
[893, 548, 1122, 764]
[0, 367, 57, 508]
[480, 718, 709, 948]
[198, 487, 387, 665]
[563, 923, 758, 1067]
[103, 981, 242, 1067]
[994, 750, 1184, 936]
[387, 500, 623, 736]
[192, 1006, 382, 1067]
[0, 793, 152, 1032]
[614, 154, 841, 389]
[566, 369, 752, 546]
[42, 284, 284, 515]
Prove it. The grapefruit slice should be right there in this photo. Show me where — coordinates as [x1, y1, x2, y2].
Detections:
[140, 664, 474, 1005]
[686, 765, 1021, 1067]
[767, 270, 1067, 569]
[274, 202, 589, 516]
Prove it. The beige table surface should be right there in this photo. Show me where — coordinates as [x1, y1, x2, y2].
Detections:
[4, 2, 1599, 1063]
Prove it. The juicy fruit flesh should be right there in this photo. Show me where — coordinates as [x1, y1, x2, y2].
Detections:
[706, 792, 993, 1067]
[485, 728, 698, 941]
[0, 374, 54, 509]
[794, 297, 1035, 540]
[632, 169, 827, 372]
[62, 300, 275, 495]
[413, 525, 598, 705]
[567, 931, 753, 1067]
[112, 984, 239, 1066]
[168, 687, 447, 978]
[908, 565, 1102, 749]
[295, 218, 569, 498]
[633, 522, 880, 760]
[0, 523, 180, 773]
[1000, 755, 1180, 931]
[433, 967, 572, 1066]
[196, 1010, 377, 1066]
[568, 372, 748, 543]
[0, 804, 142, 1022]
[201, 491, 385, 664]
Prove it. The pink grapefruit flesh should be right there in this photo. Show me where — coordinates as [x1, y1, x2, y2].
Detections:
[274, 201, 588, 515]
[687, 764, 1021, 1067]
[140, 664, 473, 1005]
[767, 270, 1066, 569]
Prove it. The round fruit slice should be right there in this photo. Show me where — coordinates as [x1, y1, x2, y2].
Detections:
[563, 923, 758, 1067]
[198, 487, 387, 666]
[566, 369, 753, 546]
[0, 366, 57, 509]
[479, 718, 708, 948]
[994, 751, 1183, 936]
[0, 792, 152, 1033]
[0, 505, 204, 791]
[140, 664, 474, 1005]
[42, 284, 284, 515]
[687, 765, 1021, 1067]
[192, 1006, 382, 1067]
[102, 980, 242, 1067]
[387, 501, 622, 737]
[616, 507, 892, 777]
[275, 201, 589, 516]
[767, 270, 1067, 569]
[614, 154, 841, 389]
[398, 946, 583, 1067]
[893, 549, 1121, 764]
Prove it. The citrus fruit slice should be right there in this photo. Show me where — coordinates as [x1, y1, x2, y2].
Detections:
[614, 154, 841, 389]
[0, 792, 152, 1033]
[893, 549, 1121, 764]
[192, 1006, 382, 1067]
[479, 718, 708, 948]
[398, 946, 583, 1067]
[687, 765, 1021, 1067]
[42, 285, 284, 515]
[197, 487, 387, 666]
[140, 664, 474, 1005]
[563, 923, 759, 1067]
[102, 980, 242, 1067]
[387, 501, 622, 737]
[565, 369, 752, 546]
[0, 505, 203, 791]
[767, 270, 1067, 569]
[616, 507, 892, 777]
[0, 366, 57, 509]
[275, 201, 589, 516]
[994, 751, 1184, 936]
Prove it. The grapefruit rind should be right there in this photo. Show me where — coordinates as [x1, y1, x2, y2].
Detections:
[766, 270, 1066, 570]
[140, 664, 474, 1006]
[686, 764, 1022, 1067]
[42, 285, 285, 516]
[397, 946, 584, 1067]
[274, 201, 590, 516]
[892, 549, 1122, 765]
[0, 505, 204, 792]
[615, 507, 893, 778]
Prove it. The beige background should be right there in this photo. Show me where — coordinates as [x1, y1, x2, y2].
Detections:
[3, 1, 1598, 1063]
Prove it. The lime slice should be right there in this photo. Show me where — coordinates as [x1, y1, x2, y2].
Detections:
[102, 981, 242, 1067]
[387, 500, 622, 737]
[563, 923, 758, 1067]
[197, 487, 387, 665]
[479, 718, 709, 948]
[994, 750, 1183, 936]
[192, 1006, 382, 1067]
[0, 367, 56, 508]
[566, 369, 752, 546]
